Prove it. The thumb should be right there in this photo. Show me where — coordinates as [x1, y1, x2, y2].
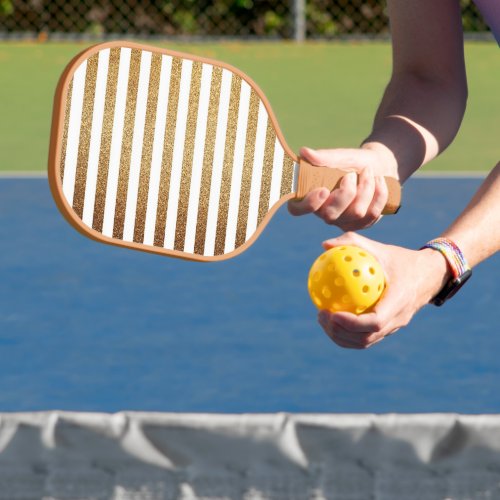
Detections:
[322, 231, 369, 250]
[299, 147, 365, 171]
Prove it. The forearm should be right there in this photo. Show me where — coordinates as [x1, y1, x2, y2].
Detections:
[361, 0, 467, 182]
[363, 73, 467, 181]
[441, 162, 500, 267]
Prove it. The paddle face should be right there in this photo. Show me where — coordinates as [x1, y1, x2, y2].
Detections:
[49, 41, 298, 262]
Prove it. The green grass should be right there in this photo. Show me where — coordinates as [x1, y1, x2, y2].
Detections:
[0, 41, 497, 172]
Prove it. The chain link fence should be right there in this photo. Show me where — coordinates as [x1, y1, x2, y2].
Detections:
[0, 0, 491, 40]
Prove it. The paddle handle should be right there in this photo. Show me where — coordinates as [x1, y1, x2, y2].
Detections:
[295, 158, 401, 215]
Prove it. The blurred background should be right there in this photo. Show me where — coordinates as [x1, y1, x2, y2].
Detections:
[0, 0, 492, 40]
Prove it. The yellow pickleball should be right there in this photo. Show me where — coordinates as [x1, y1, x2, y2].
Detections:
[308, 245, 385, 314]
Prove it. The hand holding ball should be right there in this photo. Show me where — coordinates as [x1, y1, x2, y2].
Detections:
[308, 245, 385, 314]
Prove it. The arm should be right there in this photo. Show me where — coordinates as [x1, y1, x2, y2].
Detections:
[318, 163, 500, 349]
[289, 0, 468, 229]
[364, 0, 468, 181]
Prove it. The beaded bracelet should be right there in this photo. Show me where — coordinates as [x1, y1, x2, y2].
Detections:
[421, 238, 472, 306]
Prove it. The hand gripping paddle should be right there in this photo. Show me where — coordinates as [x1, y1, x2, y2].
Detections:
[48, 41, 401, 262]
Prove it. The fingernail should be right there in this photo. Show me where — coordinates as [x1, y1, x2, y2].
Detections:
[319, 189, 329, 200]
[300, 146, 314, 156]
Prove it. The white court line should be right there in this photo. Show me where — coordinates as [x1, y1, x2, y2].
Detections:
[0, 172, 48, 178]
[413, 171, 487, 178]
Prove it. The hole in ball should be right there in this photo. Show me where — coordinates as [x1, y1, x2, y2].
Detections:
[352, 269, 360, 277]
[362, 285, 369, 293]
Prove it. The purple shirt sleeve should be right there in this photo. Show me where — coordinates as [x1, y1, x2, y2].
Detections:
[473, 0, 500, 45]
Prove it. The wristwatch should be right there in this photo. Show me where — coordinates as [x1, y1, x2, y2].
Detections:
[421, 238, 472, 306]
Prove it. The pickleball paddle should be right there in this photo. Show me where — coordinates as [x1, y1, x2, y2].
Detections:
[48, 41, 401, 262]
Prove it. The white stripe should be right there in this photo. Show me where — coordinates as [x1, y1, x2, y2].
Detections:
[203, 69, 233, 256]
[163, 59, 193, 249]
[122, 51, 152, 242]
[143, 55, 173, 246]
[81, 49, 110, 228]
[183, 63, 213, 254]
[62, 60, 87, 207]
[292, 161, 300, 193]
[268, 137, 284, 209]
[245, 101, 268, 241]
[102, 48, 131, 237]
[224, 80, 251, 254]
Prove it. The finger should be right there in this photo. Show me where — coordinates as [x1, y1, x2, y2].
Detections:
[299, 146, 369, 170]
[328, 167, 377, 231]
[288, 187, 330, 216]
[330, 311, 385, 335]
[330, 317, 391, 348]
[342, 166, 376, 220]
[331, 336, 365, 349]
[322, 231, 370, 251]
[365, 176, 389, 220]
[319, 311, 372, 349]
[316, 172, 358, 223]
[321, 324, 365, 349]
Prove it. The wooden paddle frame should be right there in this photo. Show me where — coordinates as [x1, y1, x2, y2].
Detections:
[48, 40, 401, 262]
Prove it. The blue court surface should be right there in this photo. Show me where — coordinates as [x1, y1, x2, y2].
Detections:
[0, 176, 499, 413]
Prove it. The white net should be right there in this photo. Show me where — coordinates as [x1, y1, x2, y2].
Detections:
[1, 412, 500, 499]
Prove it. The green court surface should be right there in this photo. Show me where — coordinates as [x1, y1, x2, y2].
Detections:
[0, 41, 497, 173]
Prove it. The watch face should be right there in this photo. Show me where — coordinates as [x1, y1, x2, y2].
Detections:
[432, 269, 472, 306]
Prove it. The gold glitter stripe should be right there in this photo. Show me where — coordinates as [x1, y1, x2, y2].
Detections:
[280, 153, 295, 197]
[133, 53, 162, 244]
[92, 48, 120, 233]
[174, 61, 202, 251]
[113, 48, 142, 240]
[214, 74, 241, 256]
[193, 66, 222, 256]
[153, 56, 182, 247]
[59, 78, 73, 184]
[235, 89, 260, 249]
[72, 53, 99, 219]
[256, 120, 276, 226]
